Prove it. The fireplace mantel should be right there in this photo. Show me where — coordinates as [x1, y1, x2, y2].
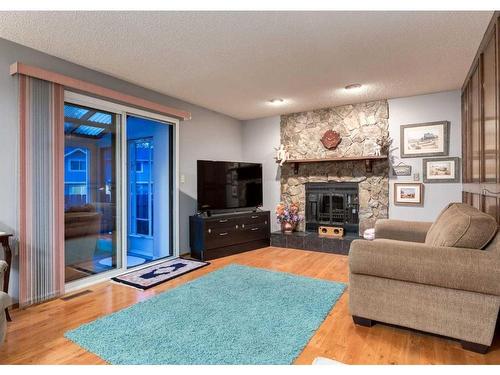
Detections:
[284, 155, 388, 174]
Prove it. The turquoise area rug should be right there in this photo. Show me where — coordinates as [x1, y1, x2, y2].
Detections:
[65, 264, 346, 364]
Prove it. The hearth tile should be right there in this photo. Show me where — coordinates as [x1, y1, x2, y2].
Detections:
[304, 234, 323, 251]
[270, 233, 286, 248]
[337, 240, 351, 255]
[287, 235, 305, 250]
[322, 238, 345, 255]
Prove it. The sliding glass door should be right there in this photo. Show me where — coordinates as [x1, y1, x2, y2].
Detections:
[126, 115, 173, 268]
[64, 92, 177, 286]
[64, 103, 121, 282]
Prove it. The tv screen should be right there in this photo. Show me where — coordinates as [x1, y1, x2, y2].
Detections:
[197, 160, 263, 211]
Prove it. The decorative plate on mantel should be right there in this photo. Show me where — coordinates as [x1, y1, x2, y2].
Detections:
[321, 130, 342, 150]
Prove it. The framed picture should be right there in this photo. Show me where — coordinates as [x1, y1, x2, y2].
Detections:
[423, 157, 460, 183]
[394, 183, 424, 206]
[400, 121, 449, 158]
[392, 162, 412, 177]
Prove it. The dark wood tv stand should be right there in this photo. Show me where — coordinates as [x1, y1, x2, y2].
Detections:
[189, 211, 271, 261]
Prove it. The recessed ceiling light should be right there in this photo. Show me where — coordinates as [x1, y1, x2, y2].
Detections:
[344, 83, 362, 91]
[268, 98, 285, 105]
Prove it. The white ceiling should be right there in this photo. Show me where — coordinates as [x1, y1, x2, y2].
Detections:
[0, 11, 493, 120]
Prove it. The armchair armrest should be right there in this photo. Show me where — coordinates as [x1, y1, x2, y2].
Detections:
[349, 239, 500, 296]
[374, 219, 433, 243]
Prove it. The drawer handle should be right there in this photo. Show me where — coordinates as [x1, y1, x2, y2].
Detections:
[219, 232, 229, 236]
[219, 219, 228, 223]
[251, 215, 259, 219]
[251, 227, 260, 231]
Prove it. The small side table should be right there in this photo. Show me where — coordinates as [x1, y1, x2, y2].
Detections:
[0, 233, 13, 322]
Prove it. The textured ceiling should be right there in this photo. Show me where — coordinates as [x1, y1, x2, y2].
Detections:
[0, 11, 492, 120]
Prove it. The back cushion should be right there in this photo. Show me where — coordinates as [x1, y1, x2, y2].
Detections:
[425, 203, 498, 249]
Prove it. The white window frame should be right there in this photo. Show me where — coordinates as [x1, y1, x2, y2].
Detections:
[64, 91, 180, 293]
[65, 147, 91, 204]
[135, 161, 144, 173]
[128, 137, 154, 238]
[68, 158, 86, 172]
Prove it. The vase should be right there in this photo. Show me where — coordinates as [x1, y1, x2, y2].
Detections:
[281, 222, 294, 233]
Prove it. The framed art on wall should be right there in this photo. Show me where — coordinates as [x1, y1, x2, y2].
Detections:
[391, 162, 412, 177]
[422, 157, 460, 183]
[394, 183, 424, 206]
[400, 121, 450, 158]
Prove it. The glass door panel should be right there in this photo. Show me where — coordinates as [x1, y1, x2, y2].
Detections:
[126, 115, 173, 268]
[64, 103, 121, 282]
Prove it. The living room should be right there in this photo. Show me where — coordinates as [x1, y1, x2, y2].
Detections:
[1, 2, 500, 371]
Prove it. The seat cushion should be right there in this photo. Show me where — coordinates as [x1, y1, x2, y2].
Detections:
[425, 203, 497, 249]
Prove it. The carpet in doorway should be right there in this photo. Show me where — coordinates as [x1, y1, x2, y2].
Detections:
[65, 264, 346, 364]
[111, 257, 209, 289]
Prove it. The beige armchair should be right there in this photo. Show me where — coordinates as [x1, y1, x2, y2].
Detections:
[0, 260, 11, 344]
[349, 203, 500, 354]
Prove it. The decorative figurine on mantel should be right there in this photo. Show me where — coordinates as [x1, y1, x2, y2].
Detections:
[274, 144, 289, 166]
[321, 130, 342, 150]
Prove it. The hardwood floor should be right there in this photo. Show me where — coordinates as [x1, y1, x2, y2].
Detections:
[1, 246, 499, 364]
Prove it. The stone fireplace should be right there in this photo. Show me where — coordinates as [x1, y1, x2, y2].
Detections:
[280, 100, 390, 235]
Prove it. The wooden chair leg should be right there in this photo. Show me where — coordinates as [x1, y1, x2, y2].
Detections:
[5, 308, 11, 322]
[460, 340, 489, 354]
[352, 315, 374, 327]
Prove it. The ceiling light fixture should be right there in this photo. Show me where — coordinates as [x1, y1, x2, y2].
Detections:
[268, 98, 285, 105]
[344, 83, 362, 91]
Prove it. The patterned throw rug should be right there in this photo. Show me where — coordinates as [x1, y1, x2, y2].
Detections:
[111, 258, 209, 289]
[65, 264, 346, 364]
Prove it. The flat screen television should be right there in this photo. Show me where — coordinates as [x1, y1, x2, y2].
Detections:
[197, 160, 263, 211]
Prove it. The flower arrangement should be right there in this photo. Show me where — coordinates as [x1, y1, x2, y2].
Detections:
[275, 202, 303, 232]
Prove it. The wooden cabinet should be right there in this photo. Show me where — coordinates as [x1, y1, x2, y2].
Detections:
[462, 13, 500, 222]
[189, 211, 271, 260]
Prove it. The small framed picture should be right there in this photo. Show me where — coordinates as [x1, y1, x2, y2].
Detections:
[423, 157, 460, 183]
[392, 162, 412, 177]
[394, 183, 424, 206]
[400, 121, 450, 158]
